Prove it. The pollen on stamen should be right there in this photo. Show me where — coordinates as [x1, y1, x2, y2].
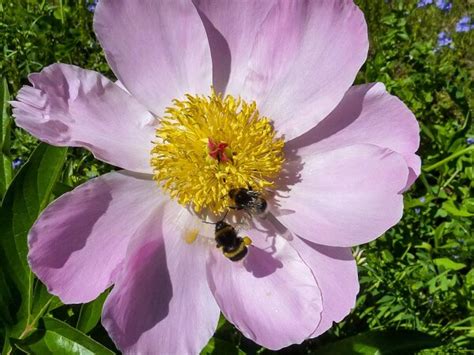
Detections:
[150, 89, 284, 214]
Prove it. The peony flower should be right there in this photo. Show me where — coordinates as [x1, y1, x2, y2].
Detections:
[11, 0, 420, 353]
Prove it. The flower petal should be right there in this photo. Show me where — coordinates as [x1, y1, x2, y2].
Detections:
[206, 233, 322, 350]
[102, 201, 219, 354]
[276, 144, 408, 247]
[287, 83, 421, 189]
[195, 0, 368, 140]
[246, 216, 358, 337]
[11, 64, 156, 173]
[28, 171, 164, 304]
[289, 236, 359, 337]
[403, 154, 421, 190]
[94, 0, 212, 115]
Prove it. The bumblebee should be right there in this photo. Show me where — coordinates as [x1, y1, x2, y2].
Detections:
[229, 188, 267, 215]
[214, 220, 252, 262]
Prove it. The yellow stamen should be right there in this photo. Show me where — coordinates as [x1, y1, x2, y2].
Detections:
[151, 89, 284, 214]
[243, 236, 252, 246]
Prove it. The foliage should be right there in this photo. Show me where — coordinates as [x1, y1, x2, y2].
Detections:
[0, 0, 473, 354]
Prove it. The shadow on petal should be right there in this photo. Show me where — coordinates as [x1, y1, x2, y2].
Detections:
[299, 238, 354, 262]
[268, 144, 304, 211]
[244, 246, 283, 278]
[194, 4, 231, 94]
[103, 238, 173, 349]
[28, 178, 113, 269]
[287, 83, 372, 150]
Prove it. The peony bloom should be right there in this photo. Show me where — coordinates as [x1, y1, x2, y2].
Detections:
[11, 0, 420, 353]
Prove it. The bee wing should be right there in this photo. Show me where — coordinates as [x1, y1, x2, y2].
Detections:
[241, 212, 293, 243]
[247, 204, 262, 215]
[271, 208, 295, 216]
[264, 213, 294, 241]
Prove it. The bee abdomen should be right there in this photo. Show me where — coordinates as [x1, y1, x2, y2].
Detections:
[224, 245, 248, 262]
[215, 225, 238, 248]
[221, 236, 252, 262]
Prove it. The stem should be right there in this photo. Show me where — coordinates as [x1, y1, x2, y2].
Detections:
[18, 297, 54, 339]
[59, 0, 65, 24]
[419, 173, 432, 193]
[423, 146, 473, 172]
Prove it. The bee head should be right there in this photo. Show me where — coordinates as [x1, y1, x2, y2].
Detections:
[215, 220, 229, 232]
[228, 188, 239, 199]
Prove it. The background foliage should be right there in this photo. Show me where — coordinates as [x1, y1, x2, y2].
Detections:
[1, 0, 473, 354]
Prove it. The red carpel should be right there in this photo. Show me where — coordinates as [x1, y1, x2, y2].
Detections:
[208, 138, 230, 163]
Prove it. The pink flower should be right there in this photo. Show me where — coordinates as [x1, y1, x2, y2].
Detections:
[11, 0, 420, 353]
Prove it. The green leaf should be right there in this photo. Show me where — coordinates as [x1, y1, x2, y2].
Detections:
[201, 337, 245, 355]
[0, 143, 67, 327]
[317, 330, 442, 355]
[13, 317, 115, 355]
[53, 181, 74, 197]
[465, 269, 474, 287]
[0, 77, 13, 200]
[0, 154, 13, 202]
[0, 78, 11, 151]
[441, 200, 474, 217]
[0, 270, 16, 326]
[32, 280, 63, 316]
[76, 290, 109, 334]
[433, 257, 466, 271]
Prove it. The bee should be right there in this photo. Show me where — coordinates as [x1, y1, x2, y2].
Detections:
[228, 188, 267, 216]
[213, 220, 252, 262]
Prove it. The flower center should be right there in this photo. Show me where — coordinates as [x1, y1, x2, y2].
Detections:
[151, 90, 285, 214]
